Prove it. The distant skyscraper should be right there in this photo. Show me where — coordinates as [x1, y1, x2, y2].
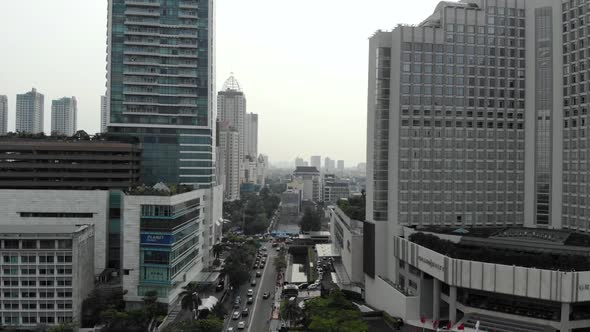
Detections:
[219, 122, 240, 201]
[245, 113, 258, 158]
[337, 160, 344, 174]
[16, 88, 44, 134]
[0, 95, 7, 135]
[218, 74, 246, 184]
[324, 157, 335, 173]
[295, 157, 306, 167]
[100, 95, 107, 133]
[51, 97, 77, 136]
[310, 155, 321, 171]
[106, 0, 214, 186]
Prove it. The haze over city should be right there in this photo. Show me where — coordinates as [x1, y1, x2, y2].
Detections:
[0, 0, 441, 165]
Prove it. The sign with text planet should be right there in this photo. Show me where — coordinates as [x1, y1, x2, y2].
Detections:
[141, 234, 173, 245]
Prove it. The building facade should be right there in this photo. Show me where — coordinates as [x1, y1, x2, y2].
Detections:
[244, 112, 258, 158]
[0, 137, 141, 190]
[293, 166, 320, 202]
[322, 174, 350, 203]
[365, 0, 590, 330]
[121, 188, 222, 306]
[310, 155, 321, 171]
[106, 0, 215, 187]
[329, 205, 364, 285]
[0, 224, 94, 328]
[100, 95, 108, 133]
[324, 157, 335, 173]
[16, 88, 44, 134]
[217, 75, 246, 182]
[218, 124, 240, 201]
[50, 97, 77, 136]
[0, 95, 7, 135]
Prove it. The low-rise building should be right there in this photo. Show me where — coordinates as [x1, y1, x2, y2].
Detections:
[322, 174, 350, 203]
[329, 205, 364, 286]
[0, 224, 94, 328]
[368, 227, 590, 331]
[293, 166, 320, 202]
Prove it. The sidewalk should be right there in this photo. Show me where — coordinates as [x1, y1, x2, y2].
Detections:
[269, 271, 285, 332]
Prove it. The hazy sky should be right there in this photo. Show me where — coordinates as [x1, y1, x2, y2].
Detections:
[0, 0, 442, 166]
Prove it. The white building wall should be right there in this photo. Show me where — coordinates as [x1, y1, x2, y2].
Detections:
[51, 97, 77, 136]
[100, 95, 108, 133]
[16, 88, 44, 134]
[0, 95, 7, 135]
[0, 190, 109, 275]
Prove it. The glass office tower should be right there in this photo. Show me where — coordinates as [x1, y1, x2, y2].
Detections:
[106, 0, 215, 187]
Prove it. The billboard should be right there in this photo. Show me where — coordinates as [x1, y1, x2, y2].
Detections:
[141, 233, 173, 245]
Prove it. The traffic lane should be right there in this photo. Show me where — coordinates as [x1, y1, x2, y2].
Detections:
[226, 242, 271, 331]
[248, 243, 279, 332]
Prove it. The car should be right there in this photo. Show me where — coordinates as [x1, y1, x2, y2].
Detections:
[242, 308, 249, 316]
[237, 321, 246, 329]
[227, 328, 235, 332]
[263, 292, 270, 299]
[298, 283, 309, 290]
[308, 283, 320, 290]
[263, 253, 268, 257]
[247, 289, 254, 296]
[261, 247, 267, 251]
[256, 271, 262, 278]
[251, 279, 257, 286]
[272, 242, 278, 247]
[247, 296, 253, 304]
[232, 311, 241, 320]
[253, 263, 259, 269]
[216, 283, 224, 292]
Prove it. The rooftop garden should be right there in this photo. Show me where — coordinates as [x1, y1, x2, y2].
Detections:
[415, 226, 506, 238]
[409, 232, 590, 271]
[126, 183, 195, 196]
[336, 195, 365, 221]
[0, 130, 140, 144]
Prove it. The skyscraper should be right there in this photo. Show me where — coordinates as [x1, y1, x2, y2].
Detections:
[0, 95, 7, 135]
[100, 95, 108, 133]
[51, 97, 77, 136]
[16, 88, 44, 134]
[310, 155, 321, 171]
[218, 121, 240, 201]
[324, 157, 335, 173]
[245, 112, 258, 158]
[337, 160, 344, 174]
[364, 0, 590, 327]
[106, 0, 214, 187]
[295, 157, 306, 167]
[217, 74, 246, 182]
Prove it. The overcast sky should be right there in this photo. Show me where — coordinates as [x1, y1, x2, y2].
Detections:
[0, 0, 442, 166]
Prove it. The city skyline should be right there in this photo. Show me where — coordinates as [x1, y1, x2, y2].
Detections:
[0, 0, 441, 165]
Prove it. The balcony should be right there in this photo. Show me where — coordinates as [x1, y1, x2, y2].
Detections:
[125, 0, 160, 7]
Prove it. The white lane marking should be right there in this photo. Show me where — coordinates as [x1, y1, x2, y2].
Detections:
[247, 243, 273, 332]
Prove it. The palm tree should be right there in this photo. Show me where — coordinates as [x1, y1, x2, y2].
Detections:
[281, 299, 302, 327]
[179, 282, 204, 312]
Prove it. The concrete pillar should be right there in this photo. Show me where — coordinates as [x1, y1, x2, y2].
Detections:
[433, 279, 440, 321]
[560, 302, 570, 332]
[449, 286, 457, 324]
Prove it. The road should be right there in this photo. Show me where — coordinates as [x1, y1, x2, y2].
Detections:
[224, 241, 279, 332]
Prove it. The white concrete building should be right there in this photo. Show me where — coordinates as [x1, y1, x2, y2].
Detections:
[365, 0, 590, 330]
[0, 95, 7, 135]
[121, 187, 222, 306]
[51, 97, 77, 136]
[322, 174, 350, 203]
[245, 112, 258, 158]
[218, 75, 247, 184]
[219, 123, 240, 201]
[0, 224, 94, 328]
[16, 88, 44, 134]
[293, 166, 321, 202]
[100, 95, 108, 133]
[329, 205, 364, 285]
[0, 190, 109, 275]
[310, 155, 322, 171]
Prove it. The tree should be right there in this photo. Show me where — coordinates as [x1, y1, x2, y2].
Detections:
[223, 243, 257, 287]
[302, 290, 367, 332]
[161, 316, 223, 332]
[48, 322, 76, 332]
[212, 243, 224, 259]
[281, 299, 303, 327]
[179, 282, 204, 311]
[300, 207, 321, 232]
[274, 251, 287, 273]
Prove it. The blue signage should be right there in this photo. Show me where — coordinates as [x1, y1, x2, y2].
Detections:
[141, 234, 173, 245]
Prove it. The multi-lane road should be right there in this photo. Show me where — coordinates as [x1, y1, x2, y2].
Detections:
[224, 241, 279, 332]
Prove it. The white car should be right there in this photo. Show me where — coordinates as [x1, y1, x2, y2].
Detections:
[247, 289, 254, 296]
[227, 328, 235, 332]
[232, 311, 240, 320]
[237, 321, 246, 329]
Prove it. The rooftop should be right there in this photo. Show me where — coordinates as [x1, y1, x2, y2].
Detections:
[293, 166, 320, 174]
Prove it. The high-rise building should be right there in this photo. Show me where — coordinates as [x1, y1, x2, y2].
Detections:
[0, 95, 7, 135]
[51, 97, 77, 136]
[295, 157, 306, 167]
[100, 95, 108, 133]
[364, 1, 590, 329]
[337, 160, 344, 174]
[219, 122, 240, 201]
[310, 155, 321, 170]
[324, 157, 335, 173]
[293, 166, 321, 202]
[16, 88, 44, 134]
[245, 112, 258, 158]
[106, 0, 214, 187]
[217, 74, 246, 179]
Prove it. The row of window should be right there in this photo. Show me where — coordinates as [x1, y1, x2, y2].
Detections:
[2, 268, 72, 276]
[2, 302, 72, 310]
[2, 255, 72, 264]
[3, 279, 72, 287]
[2, 291, 72, 298]
[1, 240, 72, 250]
[3, 315, 72, 325]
